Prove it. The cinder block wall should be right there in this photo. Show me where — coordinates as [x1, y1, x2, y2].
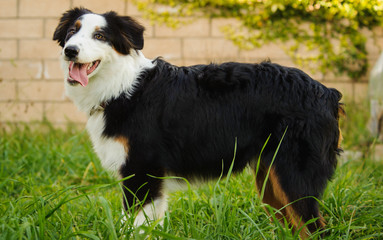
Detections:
[0, 0, 382, 126]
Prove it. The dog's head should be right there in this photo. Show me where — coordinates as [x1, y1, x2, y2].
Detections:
[53, 8, 145, 87]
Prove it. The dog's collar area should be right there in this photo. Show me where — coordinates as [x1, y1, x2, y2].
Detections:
[89, 101, 108, 116]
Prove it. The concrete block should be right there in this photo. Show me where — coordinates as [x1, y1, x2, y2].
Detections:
[0, 40, 18, 59]
[0, 0, 17, 17]
[18, 81, 65, 101]
[19, 0, 70, 17]
[0, 19, 43, 38]
[19, 39, 61, 60]
[0, 60, 43, 80]
[0, 102, 43, 122]
[45, 102, 87, 123]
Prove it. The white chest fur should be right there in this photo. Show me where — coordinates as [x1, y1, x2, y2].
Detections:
[86, 112, 127, 173]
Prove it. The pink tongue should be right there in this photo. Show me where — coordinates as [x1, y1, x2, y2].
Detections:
[69, 62, 89, 87]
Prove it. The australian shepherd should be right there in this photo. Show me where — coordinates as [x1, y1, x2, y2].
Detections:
[53, 8, 343, 237]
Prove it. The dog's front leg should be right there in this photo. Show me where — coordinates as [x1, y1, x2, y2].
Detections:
[132, 194, 168, 227]
[120, 168, 167, 227]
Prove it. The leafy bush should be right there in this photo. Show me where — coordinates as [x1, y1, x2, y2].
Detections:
[135, 0, 383, 80]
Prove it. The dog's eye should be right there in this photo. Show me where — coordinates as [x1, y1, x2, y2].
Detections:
[65, 28, 76, 41]
[94, 33, 106, 41]
[67, 29, 76, 35]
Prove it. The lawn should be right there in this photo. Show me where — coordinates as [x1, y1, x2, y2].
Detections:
[0, 102, 382, 239]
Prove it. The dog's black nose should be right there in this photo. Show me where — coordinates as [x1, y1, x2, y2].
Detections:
[64, 46, 79, 59]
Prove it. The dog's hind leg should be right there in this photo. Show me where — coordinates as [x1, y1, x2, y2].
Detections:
[254, 162, 289, 224]
[253, 160, 325, 239]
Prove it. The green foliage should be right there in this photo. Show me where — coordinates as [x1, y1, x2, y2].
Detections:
[340, 100, 374, 152]
[135, 0, 383, 80]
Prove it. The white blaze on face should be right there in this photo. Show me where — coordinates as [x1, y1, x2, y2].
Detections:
[63, 14, 108, 87]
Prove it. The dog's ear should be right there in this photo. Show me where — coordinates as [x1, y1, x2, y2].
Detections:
[104, 12, 145, 54]
[120, 16, 145, 51]
[53, 8, 92, 47]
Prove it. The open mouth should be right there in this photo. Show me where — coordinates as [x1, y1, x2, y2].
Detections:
[67, 60, 101, 87]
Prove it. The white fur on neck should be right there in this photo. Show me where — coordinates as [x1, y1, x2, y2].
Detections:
[63, 50, 154, 115]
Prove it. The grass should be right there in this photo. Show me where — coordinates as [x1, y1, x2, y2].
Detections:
[1, 101, 383, 239]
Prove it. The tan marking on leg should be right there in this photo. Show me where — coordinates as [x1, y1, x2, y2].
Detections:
[268, 167, 311, 239]
[317, 212, 326, 229]
[255, 167, 287, 222]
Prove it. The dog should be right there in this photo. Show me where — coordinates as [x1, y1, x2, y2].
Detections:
[53, 8, 343, 237]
